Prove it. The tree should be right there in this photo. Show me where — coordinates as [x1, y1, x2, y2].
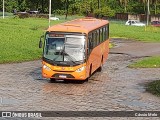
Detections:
[0, 0, 160, 16]
[94, 6, 115, 18]
[151, 0, 160, 14]
[119, 0, 129, 13]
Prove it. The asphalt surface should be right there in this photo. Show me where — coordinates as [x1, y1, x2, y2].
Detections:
[0, 39, 160, 120]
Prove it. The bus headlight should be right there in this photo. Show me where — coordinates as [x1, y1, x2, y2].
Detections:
[76, 66, 85, 72]
[43, 65, 51, 71]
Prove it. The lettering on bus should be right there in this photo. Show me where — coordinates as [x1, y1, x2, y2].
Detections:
[49, 34, 64, 37]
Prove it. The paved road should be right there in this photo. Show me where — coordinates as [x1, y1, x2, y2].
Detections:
[0, 39, 160, 120]
[110, 38, 160, 57]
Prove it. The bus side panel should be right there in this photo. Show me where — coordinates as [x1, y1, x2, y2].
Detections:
[87, 39, 109, 77]
[102, 40, 110, 65]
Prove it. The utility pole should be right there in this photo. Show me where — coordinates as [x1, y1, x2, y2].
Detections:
[65, 0, 69, 20]
[49, 0, 51, 27]
[147, 0, 150, 26]
[3, 0, 4, 19]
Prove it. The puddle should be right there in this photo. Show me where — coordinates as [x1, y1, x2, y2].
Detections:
[0, 97, 18, 105]
[121, 100, 150, 107]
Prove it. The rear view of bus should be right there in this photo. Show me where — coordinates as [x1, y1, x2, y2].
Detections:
[39, 17, 109, 81]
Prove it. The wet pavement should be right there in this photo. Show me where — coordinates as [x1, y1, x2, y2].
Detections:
[110, 38, 160, 57]
[0, 39, 160, 120]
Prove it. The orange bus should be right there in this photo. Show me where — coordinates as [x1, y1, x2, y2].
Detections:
[39, 17, 109, 81]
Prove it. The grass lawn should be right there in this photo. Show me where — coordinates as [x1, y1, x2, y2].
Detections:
[129, 56, 160, 68]
[0, 16, 160, 64]
[110, 22, 160, 42]
[0, 16, 82, 64]
[0, 18, 55, 63]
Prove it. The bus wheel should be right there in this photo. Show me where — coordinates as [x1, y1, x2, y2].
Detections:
[97, 64, 102, 72]
[97, 58, 103, 72]
[76, 80, 85, 84]
[85, 65, 92, 82]
[97, 66, 102, 72]
[85, 77, 89, 82]
[50, 78, 56, 82]
[89, 65, 92, 77]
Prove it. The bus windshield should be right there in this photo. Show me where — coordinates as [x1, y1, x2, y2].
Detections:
[44, 35, 85, 66]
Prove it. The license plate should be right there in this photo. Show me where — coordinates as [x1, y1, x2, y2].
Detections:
[59, 75, 67, 78]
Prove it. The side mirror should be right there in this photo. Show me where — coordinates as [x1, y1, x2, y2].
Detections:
[39, 35, 44, 48]
[39, 40, 42, 48]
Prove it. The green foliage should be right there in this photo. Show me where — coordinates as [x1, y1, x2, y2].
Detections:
[110, 22, 160, 42]
[19, 0, 27, 11]
[0, 0, 160, 15]
[107, 0, 124, 13]
[5, 0, 18, 12]
[109, 43, 114, 48]
[53, 9, 65, 15]
[94, 6, 115, 18]
[78, 0, 92, 15]
[127, 2, 145, 14]
[0, 16, 83, 63]
[0, 18, 61, 63]
[147, 80, 160, 96]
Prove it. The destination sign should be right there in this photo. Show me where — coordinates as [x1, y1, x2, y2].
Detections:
[49, 34, 64, 37]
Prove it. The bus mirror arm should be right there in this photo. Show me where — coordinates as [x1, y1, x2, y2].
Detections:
[39, 35, 44, 48]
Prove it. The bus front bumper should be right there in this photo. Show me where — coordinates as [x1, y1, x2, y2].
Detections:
[42, 64, 87, 80]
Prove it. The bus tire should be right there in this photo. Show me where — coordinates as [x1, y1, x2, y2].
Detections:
[85, 65, 92, 82]
[97, 66, 102, 72]
[89, 65, 92, 77]
[97, 57, 103, 72]
[50, 78, 56, 82]
[76, 80, 85, 84]
[85, 77, 89, 82]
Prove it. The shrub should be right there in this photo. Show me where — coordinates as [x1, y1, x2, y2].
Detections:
[94, 6, 115, 18]
[17, 13, 29, 18]
[53, 9, 65, 15]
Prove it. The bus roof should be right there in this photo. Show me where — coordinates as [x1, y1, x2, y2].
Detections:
[47, 17, 109, 34]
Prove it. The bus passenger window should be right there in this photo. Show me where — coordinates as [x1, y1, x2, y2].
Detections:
[94, 31, 97, 46]
[88, 34, 93, 50]
[97, 30, 100, 45]
[99, 29, 101, 43]
[100, 28, 103, 43]
[92, 32, 95, 47]
[89, 41, 93, 49]
[103, 27, 106, 41]
[106, 25, 109, 39]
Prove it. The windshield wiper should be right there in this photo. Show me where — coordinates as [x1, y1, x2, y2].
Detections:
[53, 51, 78, 65]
